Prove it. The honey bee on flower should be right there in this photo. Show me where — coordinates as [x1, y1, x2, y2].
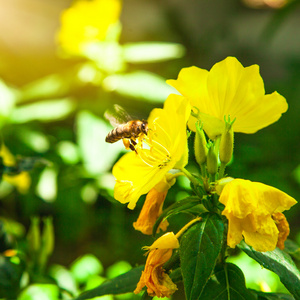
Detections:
[105, 104, 148, 152]
[112, 94, 191, 209]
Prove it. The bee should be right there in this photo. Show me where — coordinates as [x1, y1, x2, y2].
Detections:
[105, 105, 148, 152]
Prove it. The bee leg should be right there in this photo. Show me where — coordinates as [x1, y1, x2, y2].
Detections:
[129, 143, 137, 153]
[130, 139, 138, 153]
[122, 138, 131, 150]
[130, 139, 137, 146]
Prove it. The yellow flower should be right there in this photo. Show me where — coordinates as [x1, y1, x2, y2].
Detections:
[57, 0, 121, 55]
[219, 179, 297, 252]
[133, 176, 176, 235]
[0, 145, 31, 194]
[167, 57, 288, 139]
[134, 232, 179, 298]
[113, 94, 190, 209]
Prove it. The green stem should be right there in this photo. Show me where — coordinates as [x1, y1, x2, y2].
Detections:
[169, 172, 185, 180]
[180, 168, 199, 187]
[209, 173, 216, 183]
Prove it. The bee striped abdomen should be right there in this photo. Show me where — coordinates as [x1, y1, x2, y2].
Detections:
[105, 125, 132, 143]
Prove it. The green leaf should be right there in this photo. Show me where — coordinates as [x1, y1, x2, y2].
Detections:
[180, 213, 225, 300]
[200, 263, 256, 299]
[70, 254, 104, 284]
[102, 71, 175, 103]
[20, 74, 70, 102]
[11, 98, 76, 123]
[283, 239, 300, 261]
[0, 254, 25, 299]
[251, 290, 294, 300]
[123, 42, 185, 63]
[18, 284, 60, 300]
[75, 265, 144, 300]
[169, 267, 183, 283]
[239, 241, 300, 299]
[152, 196, 201, 236]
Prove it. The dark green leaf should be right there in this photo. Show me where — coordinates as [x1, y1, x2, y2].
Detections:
[251, 290, 294, 300]
[169, 267, 183, 283]
[152, 197, 201, 236]
[164, 249, 180, 271]
[180, 213, 224, 300]
[200, 263, 256, 300]
[141, 291, 153, 300]
[75, 265, 144, 300]
[0, 254, 25, 299]
[284, 239, 300, 261]
[4, 157, 50, 175]
[239, 241, 300, 299]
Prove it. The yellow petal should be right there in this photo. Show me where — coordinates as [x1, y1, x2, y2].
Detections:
[226, 214, 244, 248]
[146, 232, 179, 250]
[167, 67, 209, 100]
[220, 179, 297, 218]
[220, 179, 259, 218]
[232, 92, 288, 133]
[243, 231, 278, 252]
[113, 151, 168, 209]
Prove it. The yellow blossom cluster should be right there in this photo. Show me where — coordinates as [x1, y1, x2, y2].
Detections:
[109, 56, 297, 298]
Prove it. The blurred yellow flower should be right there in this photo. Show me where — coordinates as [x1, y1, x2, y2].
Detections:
[57, 0, 121, 55]
[113, 94, 190, 209]
[167, 56, 288, 139]
[134, 232, 179, 298]
[0, 145, 31, 194]
[133, 176, 175, 235]
[219, 179, 297, 252]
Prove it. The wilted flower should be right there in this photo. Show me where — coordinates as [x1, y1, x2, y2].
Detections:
[219, 179, 297, 252]
[134, 232, 179, 298]
[133, 176, 176, 235]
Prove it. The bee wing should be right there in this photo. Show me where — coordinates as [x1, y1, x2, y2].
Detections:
[104, 104, 132, 127]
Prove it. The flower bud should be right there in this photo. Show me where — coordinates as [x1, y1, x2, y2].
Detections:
[194, 122, 207, 166]
[27, 217, 41, 252]
[207, 142, 218, 176]
[219, 116, 235, 165]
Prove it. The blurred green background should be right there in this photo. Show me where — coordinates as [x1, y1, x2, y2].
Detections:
[0, 0, 299, 299]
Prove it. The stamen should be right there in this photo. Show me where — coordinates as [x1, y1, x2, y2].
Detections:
[138, 150, 156, 168]
[151, 139, 170, 155]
